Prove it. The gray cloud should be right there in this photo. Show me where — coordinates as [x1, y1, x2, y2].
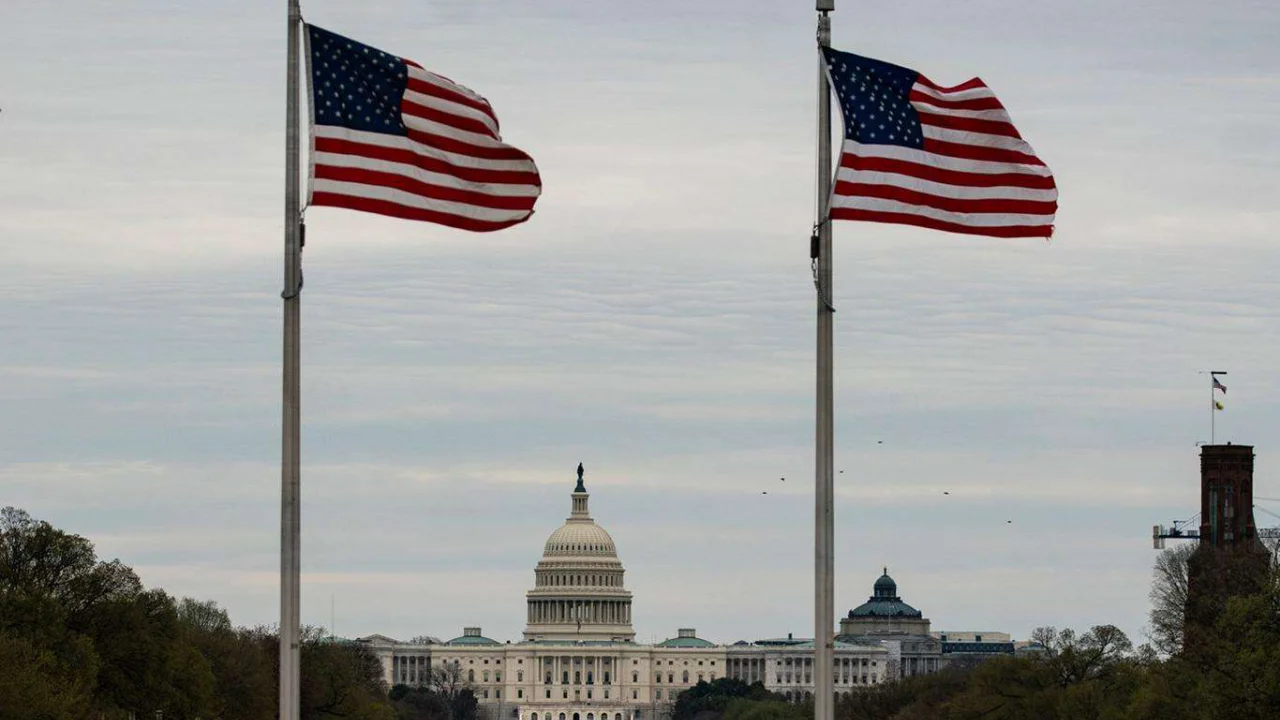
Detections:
[2, 0, 1278, 648]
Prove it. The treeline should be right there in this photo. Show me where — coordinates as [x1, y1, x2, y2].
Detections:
[0, 506, 477, 720]
[672, 571, 1280, 720]
[8, 506, 1280, 719]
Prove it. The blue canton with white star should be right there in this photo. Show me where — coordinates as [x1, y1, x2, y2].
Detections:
[309, 25, 408, 137]
[823, 47, 924, 149]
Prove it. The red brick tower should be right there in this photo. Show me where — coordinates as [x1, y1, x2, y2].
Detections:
[1185, 444, 1270, 654]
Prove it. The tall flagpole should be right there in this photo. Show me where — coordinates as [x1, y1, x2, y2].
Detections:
[281, 0, 303, 719]
[814, 3, 835, 720]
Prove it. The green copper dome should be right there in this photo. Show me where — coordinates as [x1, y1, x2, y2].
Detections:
[873, 570, 897, 596]
[848, 568, 922, 619]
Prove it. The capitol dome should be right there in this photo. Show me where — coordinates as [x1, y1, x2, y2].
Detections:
[542, 522, 617, 557]
[523, 466, 635, 642]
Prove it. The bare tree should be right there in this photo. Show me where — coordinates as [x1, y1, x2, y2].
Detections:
[1148, 543, 1194, 656]
[428, 662, 478, 720]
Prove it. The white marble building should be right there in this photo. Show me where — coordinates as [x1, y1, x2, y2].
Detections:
[360, 469, 888, 720]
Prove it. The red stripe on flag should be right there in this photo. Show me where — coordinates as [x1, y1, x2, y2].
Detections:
[918, 111, 1023, 140]
[908, 89, 1006, 111]
[839, 153, 1055, 190]
[315, 137, 541, 186]
[830, 208, 1052, 238]
[314, 164, 538, 211]
[311, 192, 530, 232]
[402, 98, 498, 140]
[913, 75, 988, 94]
[835, 182, 1058, 216]
[404, 127, 534, 162]
[923, 138, 1045, 167]
[405, 76, 497, 124]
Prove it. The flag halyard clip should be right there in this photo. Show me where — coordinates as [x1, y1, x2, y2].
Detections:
[810, 220, 835, 313]
[281, 217, 305, 300]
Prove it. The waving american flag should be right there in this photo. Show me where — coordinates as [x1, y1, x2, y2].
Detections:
[306, 25, 541, 232]
[822, 47, 1056, 238]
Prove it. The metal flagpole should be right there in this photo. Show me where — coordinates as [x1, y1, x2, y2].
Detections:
[1209, 371, 1227, 444]
[281, 0, 303, 718]
[814, 3, 835, 720]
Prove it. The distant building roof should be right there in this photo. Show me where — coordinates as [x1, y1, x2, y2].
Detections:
[657, 628, 716, 648]
[446, 627, 501, 646]
[656, 636, 716, 648]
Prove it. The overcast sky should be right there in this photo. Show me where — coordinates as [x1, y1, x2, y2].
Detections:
[2, 0, 1279, 647]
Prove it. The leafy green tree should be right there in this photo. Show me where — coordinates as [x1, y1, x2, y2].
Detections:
[299, 627, 395, 720]
[722, 697, 807, 720]
[0, 628, 97, 719]
[178, 601, 275, 720]
[83, 588, 217, 718]
[672, 678, 777, 720]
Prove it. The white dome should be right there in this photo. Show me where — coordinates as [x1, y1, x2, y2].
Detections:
[542, 521, 617, 557]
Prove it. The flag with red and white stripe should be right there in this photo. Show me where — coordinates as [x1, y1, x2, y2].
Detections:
[822, 47, 1056, 238]
[306, 25, 541, 232]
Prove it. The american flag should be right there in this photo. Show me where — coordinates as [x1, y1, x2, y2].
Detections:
[822, 48, 1056, 238]
[306, 25, 541, 232]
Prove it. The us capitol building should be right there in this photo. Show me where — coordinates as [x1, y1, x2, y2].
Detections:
[360, 468, 1009, 720]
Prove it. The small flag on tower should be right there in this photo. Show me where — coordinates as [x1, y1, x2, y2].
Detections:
[1213, 377, 1227, 394]
[1215, 400, 1225, 411]
[822, 47, 1057, 238]
[306, 25, 542, 232]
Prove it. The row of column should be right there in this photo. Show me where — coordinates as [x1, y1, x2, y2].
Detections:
[540, 655, 617, 685]
[528, 599, 631, 624]
[392, 655, 430, 684]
